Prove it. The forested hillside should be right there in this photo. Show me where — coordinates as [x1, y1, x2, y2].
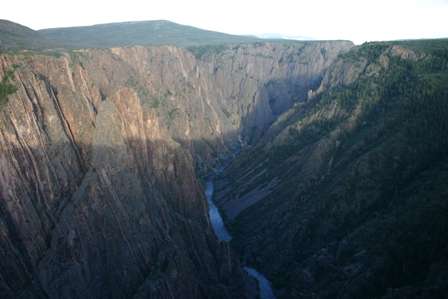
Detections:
[217, 39, 448, 299]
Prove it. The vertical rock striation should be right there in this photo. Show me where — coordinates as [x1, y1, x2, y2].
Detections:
[0, 40, 352, 298]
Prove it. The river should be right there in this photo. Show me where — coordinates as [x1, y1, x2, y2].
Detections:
[205, 180, 231, 241]
[205, 176, 276, 299]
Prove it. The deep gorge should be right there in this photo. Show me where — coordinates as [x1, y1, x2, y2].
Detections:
[1, 26, 447, 299]
[0, 41, 352, 298]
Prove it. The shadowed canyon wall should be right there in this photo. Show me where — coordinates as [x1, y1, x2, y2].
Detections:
[215, 41, 448, 298]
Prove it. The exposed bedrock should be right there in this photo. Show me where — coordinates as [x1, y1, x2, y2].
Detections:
[0, 41, 352, 298]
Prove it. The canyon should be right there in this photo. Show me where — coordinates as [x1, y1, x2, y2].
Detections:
[0, 27, 352, 298]
[1, 20, 447, 299]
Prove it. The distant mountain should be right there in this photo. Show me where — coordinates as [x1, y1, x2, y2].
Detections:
[257, 33, 315, 41]
[0, 20, 55, 50]
[38, 20, 261, 49]
[1, 19, 323, 51]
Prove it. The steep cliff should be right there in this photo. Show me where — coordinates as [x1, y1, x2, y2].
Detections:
[0, 40, 352, 298]
[216, 40, 448, 298]
[194, 41, 353, 143]
[0, 50, 247, 299]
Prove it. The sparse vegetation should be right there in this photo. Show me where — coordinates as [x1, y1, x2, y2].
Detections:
[38, 20, 261, 49]
[167, 108, 178, 121]
[148, 94, 168, 109]
[0, 67, 18, 109]
[187, 44, 229, 59]
[68, 50, 88, 68]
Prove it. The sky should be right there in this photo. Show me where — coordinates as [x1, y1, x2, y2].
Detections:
[1, 0, 448, 44]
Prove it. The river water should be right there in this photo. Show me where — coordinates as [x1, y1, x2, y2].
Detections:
[205, 176, 276, 299]
[205, 180, 232, 241]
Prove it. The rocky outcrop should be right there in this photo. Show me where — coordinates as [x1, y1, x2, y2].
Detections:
[0, 41, 352, 298]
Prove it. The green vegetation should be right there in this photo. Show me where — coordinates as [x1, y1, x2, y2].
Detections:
[187, 44, 229, 59]
[125, 76, 154, 105]
[132, 83, 179, 128]
[147, 94, 167, 109]
[167, 108, 178, 121]
[38, 20, 261, 49]
[340, 42, 388, 62]
[226, 40, 448, 299]
[1, 49, 66, 59]
[0, 20, 57, 51]
[0, 67, 18, 109]
[2, 19, 318, 52]
[140, 89, 171, 110]
[68, 50, 88, 68]
[382, 38, 448, 55]
[273, 41, 448, 163]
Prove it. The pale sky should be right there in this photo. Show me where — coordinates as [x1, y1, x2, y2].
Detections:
[1, 0, 448, 44]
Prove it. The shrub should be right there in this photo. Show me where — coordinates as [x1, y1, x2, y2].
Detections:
[0, 68, 17, 109]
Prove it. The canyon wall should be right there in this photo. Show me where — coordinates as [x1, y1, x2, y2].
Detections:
[0, 41, 352, 298]
[216, 41, 448, 298]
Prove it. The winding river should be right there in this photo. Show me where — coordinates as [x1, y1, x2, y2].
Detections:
[205, 181, 232, 241]
[205, 177, 276, 299]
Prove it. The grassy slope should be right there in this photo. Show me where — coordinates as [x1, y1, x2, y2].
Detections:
[38, 20, 260, 49]
[1, 19, 261, 51]
[0, 20, 56, 50]
[225, 39, 448, 298]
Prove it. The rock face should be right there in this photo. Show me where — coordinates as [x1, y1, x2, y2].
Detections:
[197, 41, 353, 143]
[216, 40, 448, 298]
[0, 41, 352, 298]
[0, 51, 244, 299]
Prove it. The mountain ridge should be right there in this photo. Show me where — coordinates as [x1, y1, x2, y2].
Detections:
[0, 19, 56, 50]
[38, 19, 263, 49]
